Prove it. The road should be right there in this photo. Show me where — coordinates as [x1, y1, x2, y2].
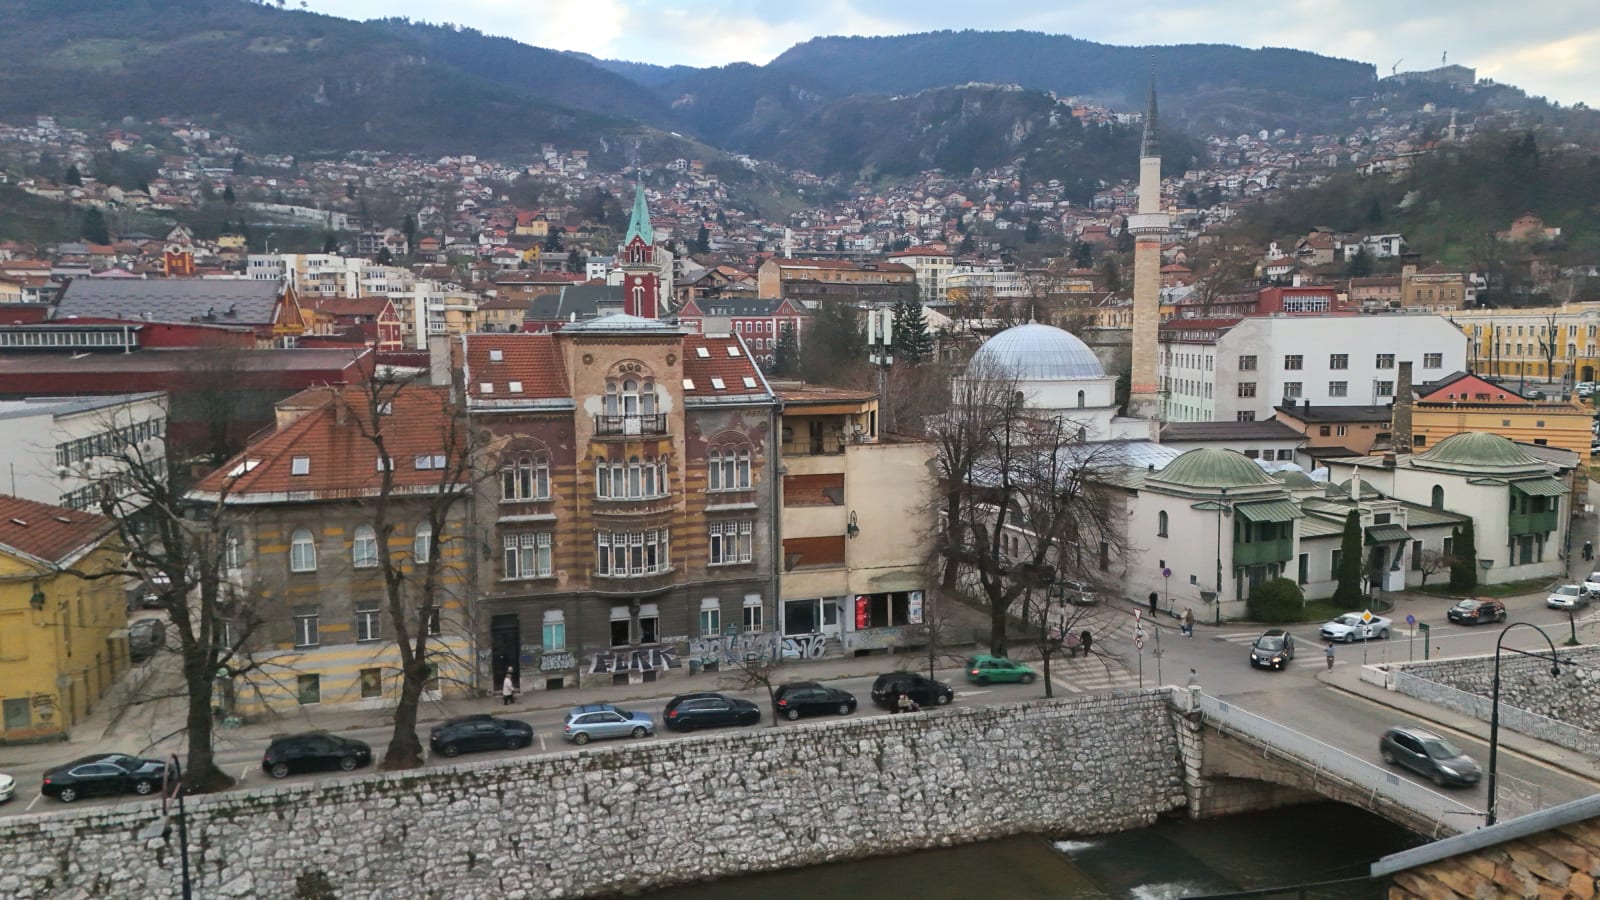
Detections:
[2, 590, 1596, 825]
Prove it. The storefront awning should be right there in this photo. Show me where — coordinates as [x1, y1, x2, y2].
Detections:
[1511, 477, 1568, 497]
[1234, 500, 1303, 523]
[1365, 523, 1412, 545]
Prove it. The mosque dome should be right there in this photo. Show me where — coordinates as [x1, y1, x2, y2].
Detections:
[967, 323, 1105, 380]
[1415, 432, 1539, 471]
[1150, 448, 1275, 490]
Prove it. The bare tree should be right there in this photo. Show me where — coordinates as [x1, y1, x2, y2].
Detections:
[724, 650, 783, 727]
[1416, 549, 1453, 587]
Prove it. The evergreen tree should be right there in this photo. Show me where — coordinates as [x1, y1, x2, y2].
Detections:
[376, 247, 394, 266]
[801, 303, 866, 385]
[892, 298, 933, 364]
[1346, 246, 1373, 278]
[1449, 521, 1479, 592]
[771, 322, 800, 378]
[79, 207, 110, 244]
[835, 235, 845, 253]
[64, 164, 83, 186]
[693, 224, 710, 255]
[222, 184, 236, 205]
[1333, 509, 1364, 608]
[402, 213, 417, 250]
[321, 231, 339, 254]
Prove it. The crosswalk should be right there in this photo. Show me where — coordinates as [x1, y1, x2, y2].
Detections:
[1045, 655, 1144, 694]
[1213, 628, 1421, 644]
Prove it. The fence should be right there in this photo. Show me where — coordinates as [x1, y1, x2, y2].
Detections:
[1389, 669, 1600, 759]
[1194, 692, 1482, 836]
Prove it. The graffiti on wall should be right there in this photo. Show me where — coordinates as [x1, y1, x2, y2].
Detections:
[588, 647, 679, 676]
[687, 632, 830, 664]
[538, 653, 576, 672]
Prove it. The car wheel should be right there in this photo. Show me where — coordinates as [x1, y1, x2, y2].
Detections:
[1020, 673, 1036, 685]
[678, 720, 695, 732]
[441, 743, 461, 758]
[134, 779, 156, 795]
[935, 692, 952, 706]
[1431, 771, 1448, 787]
[338, 755, 358, 772]
[505, 736, 522, 751]
[1381, 749, 1396, 765]
[784, 708, 800, 721]
[1498, 612, 1507, 623]
[573, 732, 590, 746]
[1343, 632, 1354, 644]
[269, 763, 290, 779]
[1379, 629, 1390, 640]
[631, 726, 648, 739]
[837, 703, 852, 716]
[975, 676, 989, 686]
[57, 787, 79, 803]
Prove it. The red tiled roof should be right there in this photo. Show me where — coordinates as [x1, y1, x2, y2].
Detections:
[310, 296, 393, 317]
[0, 495, 112, 566]
[193, 384, 466, 500]
[462, 333, 569, 401]
[682, 334, 770, 400]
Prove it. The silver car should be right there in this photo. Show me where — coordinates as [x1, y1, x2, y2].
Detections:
[1320, 612, 1392, 642]
[1546, 584, 1591, 610]
[562, 705, 655, 745]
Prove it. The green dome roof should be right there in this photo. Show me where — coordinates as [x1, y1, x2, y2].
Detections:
[1276, 469, 1318, 489]
[1415, 432, 1538, 470]
[1152, 448, 1275, 490]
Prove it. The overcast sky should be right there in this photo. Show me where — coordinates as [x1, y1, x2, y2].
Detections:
[307, 0, 1597, 108]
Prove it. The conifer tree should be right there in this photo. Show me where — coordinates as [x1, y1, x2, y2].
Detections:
[1449, 521, 1479, 592]
[1333, 509, 1364, 608]
[771, 322, 800, 378]
[892, 298, 933, 364]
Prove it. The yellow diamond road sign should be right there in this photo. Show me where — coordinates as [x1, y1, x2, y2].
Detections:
[1360, 610, 1374, 623]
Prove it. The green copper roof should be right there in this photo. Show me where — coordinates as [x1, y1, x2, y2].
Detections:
[1415, 432, 1538, 470]
[624, 184, 653, 246]
[1151, 448, 1275, 490]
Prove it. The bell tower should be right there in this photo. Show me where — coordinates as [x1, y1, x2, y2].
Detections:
[620, 184, 660, 318]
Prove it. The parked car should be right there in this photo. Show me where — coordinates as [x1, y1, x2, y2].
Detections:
[1447, 598, 1507, 626]
[661, 692, 760, 732]
[1379, 725, 1481, 787]
[0, 771, 13, 803]
[1059, 580, 1099, 606]
[41, 753, 172, 803]
[870, 671, 955, 709]
[1585, 572, 1600, 595]
[562, 706, 655, 743]
[1248, 629, 1296, 670]
[128, 617, 165, 662]
[965, 655, 1038, 685]
[429, 715, 534, 757]
[772, 682, 857, 720]
[1320, 612, 1392, 643]
[262, 732, 372, 779]
[1546, 584, 1592, 611]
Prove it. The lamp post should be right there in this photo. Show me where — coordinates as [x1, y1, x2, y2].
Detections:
[138, 754, 192, 899]
[1485, 623, 1562, 826]
[1213, 486, 1231, 626]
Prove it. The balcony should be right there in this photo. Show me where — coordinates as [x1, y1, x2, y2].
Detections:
[593, 413, 668, 437]
[1233, 538, 1293, 567]
[1508, 509, 1559, 537]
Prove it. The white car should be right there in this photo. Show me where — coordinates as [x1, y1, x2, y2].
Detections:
[1320, 612, 1392, 643]
[1547, 584, 1592, 610]
[1584, 572, 1600, 595]
[0, 771, 14, 803]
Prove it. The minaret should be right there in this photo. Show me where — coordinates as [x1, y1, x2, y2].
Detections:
[1126, 77, 1170, 420]
[619, 184, 660, 318]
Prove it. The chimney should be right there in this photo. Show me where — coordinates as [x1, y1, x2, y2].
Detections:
[1392, 360, 1414, 451]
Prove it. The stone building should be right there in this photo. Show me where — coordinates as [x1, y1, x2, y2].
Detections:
[755, 258, 916, 309]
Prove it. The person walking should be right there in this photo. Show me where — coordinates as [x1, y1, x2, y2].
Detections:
[1079, 629, 1093, 657]
[501, 668, 516, 706]
[1584, 540, 1593, 562]
[1181, 607, 1195, 638]
[1186, 668, 1200, 688]
[1148, 591, 1159, 615]
[1324, 642, 1335, 672]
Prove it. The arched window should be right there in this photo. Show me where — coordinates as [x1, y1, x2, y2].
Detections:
[223, 528, 241, 569]
[290, 528, 317, 573]
[735, 448, 751, 488]
[622, 379, 640, 416]
[1077, 390, 1086, 408]
[628, 455, 643, 497]
[1158, 511, 1169, 538]
[414, 521, 433, 564]
[352, 525, 378, 569]
[641, 380, 657, 416]
[708, 448, 724, 491]
[1431, 485, 1445, 510]
[501, 454, 550, 501]
[604, 383, 619, 417]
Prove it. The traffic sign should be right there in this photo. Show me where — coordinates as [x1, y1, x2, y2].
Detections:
[1162, 567, 1172, 578]
[1360, 610, 1374, 623]
[1135, 634, 1144, 650]
[1405, 614, 1416, 625]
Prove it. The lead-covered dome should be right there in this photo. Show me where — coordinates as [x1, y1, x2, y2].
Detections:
[967, 323, 1105, 380]
[1151, 448, 1276, 490]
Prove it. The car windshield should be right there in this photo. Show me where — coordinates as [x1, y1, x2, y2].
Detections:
[1333, 615, 1361, 626]
[1256, 636, 1285, 650]
[1422, 738, 1465, 759]
[1454, 600, 1480, 610]
[1556, 586, 1581, 596]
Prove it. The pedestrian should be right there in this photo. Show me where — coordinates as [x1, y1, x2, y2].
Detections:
[1186, 668, 1200, 688]
[1080, 629, 1093, 657]
[1182, 607, 1195, 638]
[1148, 591, 1159, 615]
[1324, 642, 1335, 672]
[1585, 540, 1593, 562]
[501, 668, 516, 706]
[897, 692, 917, 714]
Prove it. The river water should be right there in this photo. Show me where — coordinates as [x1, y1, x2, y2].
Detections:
[646, 803, 1424, 899]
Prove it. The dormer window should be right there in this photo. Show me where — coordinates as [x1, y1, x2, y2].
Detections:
[291, 456, 311, 476]
[489, 349, 504, 362]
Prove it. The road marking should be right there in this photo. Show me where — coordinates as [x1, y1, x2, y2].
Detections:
[537, 734, 547, 753]
[238, 766, 249, 784]
[959, 690, 992, 697]
[25, 792, 41, 811]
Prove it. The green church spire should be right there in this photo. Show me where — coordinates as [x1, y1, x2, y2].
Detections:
[624, 183, 653, 246]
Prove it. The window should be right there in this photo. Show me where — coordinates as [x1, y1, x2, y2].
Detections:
[707, 445, 752, 491]
[414, 454, 447, 470]
[1238, 355, 1257, 371]
[1336, 425, 1348, 436]
[699, 598, 721, 637]
[503, 533, 553, 579]
[1283, 382, 1303, 399]
[1157, 510, 1169, 538]
[1276, 449, 1294, 461]
[1375, 353, 1395, 369]
[413, 522, 433, 564]
[1236, 411, 1257, 422]
[293, 608, 319, 648]
[1423, 353, 1442, 368]
[296, 674, 321, 706]
[359, 668, 383, 699]
[1319, 425, 1332, 436]
[542, 610, 566, 651]
[709, 520, 754, 565]
[223, 529, 241, 569]
[1237, 382, 1256, 398]
[355, 601, 381, 642]
[501, 454, 550, 501]
[1284, 355, 1303, 370]
[743, 595, 763, 633]
[1243, 449, 1260, 459]
[1431, 485, 1444, 509]
[1375, 380, 1394, 397]
[595, 530, 670, 576]
[290, 528, 317, 573]
[595, 456, 668, 499]
[1328, 381, 1348, 397]
[290, 456, 310, 476]
[352, 525, 378, 569]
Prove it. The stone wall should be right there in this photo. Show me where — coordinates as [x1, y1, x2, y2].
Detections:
[1390, 815, 1600, 897]
[1387, 646, 1600, 757]
[0, 691, 1186, 899]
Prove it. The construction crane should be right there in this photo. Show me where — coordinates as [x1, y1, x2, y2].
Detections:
[1391, 58, 1403, 77]
[1442, 51, 1448, 66]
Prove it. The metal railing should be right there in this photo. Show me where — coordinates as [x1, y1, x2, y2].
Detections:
[593, 413, 668, 436]
[1389, 670, 1600, 759]
[1194, 692, 1481, 836]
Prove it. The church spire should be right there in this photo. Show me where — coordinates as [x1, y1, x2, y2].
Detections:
[1140, 73, 1160, 160]
[624, 183, 653, 246]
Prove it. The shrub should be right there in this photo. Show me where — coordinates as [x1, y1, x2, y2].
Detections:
[1248, 577, 1306, 623]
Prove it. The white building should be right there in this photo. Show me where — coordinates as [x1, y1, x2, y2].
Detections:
[888, 247, 954, 305]
[1160, 314, 1467, 423]
[946, 264, 1027, 306]
[961, 323, 1156, 442]
[0, 394, 168, 511]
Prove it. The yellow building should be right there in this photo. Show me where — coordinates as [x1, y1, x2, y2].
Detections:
[1449, 302, 1600, 384]
[0, 496, 128, 743]
[1410, 371, 1593, 469]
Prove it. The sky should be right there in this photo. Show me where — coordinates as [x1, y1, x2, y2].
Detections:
[306, 0, 1598, 109]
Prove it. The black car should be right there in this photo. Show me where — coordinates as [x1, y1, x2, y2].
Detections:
[1380, 725, 1481, 787]
[429, 715, 534, 757]
[662, 692, 761, 731]
[1248, 629, 1296, 670]
[870, 672, 954, 709]
[772, 682, 858, 721]
[1447, 598, 1507, 625]
[262, 732, 373, 779]
[42, 753, 173, 803]
[128, 617, 165, 662]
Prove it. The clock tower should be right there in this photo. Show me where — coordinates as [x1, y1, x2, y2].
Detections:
[619, 184, 660, 318]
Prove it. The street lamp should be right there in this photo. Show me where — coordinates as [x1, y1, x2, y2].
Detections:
[1212, 486, 1231, 626]
[1485, 623, 1562, 826]
[137, 755, 192, 899]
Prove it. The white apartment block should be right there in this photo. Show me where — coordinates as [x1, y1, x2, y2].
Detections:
[1160, 314, 1468, 423]
[0, 393, 168, 511]
[946, 264, 1027, 305]
[889, 249, 954, 305]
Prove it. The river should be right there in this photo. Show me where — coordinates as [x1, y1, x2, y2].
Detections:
[646, 803, 1424, 899]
